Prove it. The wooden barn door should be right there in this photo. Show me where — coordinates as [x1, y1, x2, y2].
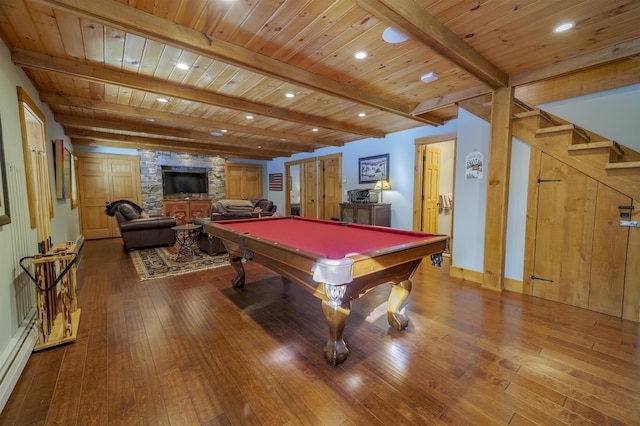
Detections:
[529, 153, 629, 316]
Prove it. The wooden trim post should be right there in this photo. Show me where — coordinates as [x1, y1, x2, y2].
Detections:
[483, 86, 514, 290]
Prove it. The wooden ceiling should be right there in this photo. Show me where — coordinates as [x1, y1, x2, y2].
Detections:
[2, 0, 640, 160]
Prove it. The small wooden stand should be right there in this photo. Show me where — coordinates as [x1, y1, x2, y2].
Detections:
[21, 241, 81, 351]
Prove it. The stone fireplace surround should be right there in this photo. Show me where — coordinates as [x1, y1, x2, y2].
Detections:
[139, 150, 226, 216]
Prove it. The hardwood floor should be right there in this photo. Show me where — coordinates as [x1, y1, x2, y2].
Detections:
[2, 238, 639, 425]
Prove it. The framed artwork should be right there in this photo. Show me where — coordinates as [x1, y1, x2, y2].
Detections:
[358, 153, 389, 184]
[54, 139, 75, 200]
[269, 173, 283, 191]
[0, 115, 11, 225]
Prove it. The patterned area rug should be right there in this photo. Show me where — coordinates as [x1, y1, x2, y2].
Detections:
[129, 244, 229, 281]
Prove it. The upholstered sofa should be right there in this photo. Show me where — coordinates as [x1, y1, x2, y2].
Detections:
[107, 201, 177, 251]
[210, 198, 277, 220]
[192, 198, 277, 255]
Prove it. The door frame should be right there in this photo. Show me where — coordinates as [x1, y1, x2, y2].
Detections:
[413, 132, 457, 254]
[284, 159, 301, 216]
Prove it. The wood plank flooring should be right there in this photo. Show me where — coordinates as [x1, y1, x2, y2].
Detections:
[1, 238, 639, 425]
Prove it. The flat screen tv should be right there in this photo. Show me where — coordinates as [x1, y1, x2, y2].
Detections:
[162, 167, 208, 195]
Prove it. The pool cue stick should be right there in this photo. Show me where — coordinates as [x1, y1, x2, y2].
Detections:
[33, 254, 49, 344]
[58, 250, 73, 337]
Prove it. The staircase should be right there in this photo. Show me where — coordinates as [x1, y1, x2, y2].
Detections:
[462, 96, 640, 201]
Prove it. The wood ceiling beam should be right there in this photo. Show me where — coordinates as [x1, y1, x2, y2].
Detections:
[352, 0, 508, 89]
[32, 0, 443, 126]
[68, 131, 279, 159]
[412, 85, 492, 115]
[72, 138, 271, 159]
[55, 114, 312, 154]
[40, 92, 341, 147]
[13, 49, 384, 138]
[509, 38, 640, 86]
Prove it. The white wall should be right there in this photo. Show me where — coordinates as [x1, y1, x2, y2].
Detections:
[267, 119, 459, 230]
[450, 109, 490, 273]
[0, 39, 80, 411]
[540, 84, 640, 151]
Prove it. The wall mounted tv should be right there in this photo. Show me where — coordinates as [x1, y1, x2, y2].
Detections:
[162, 166, 208, 195]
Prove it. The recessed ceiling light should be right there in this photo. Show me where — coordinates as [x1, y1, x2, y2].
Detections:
[312, 128, 318, 132]
[421, 72, 439, 83]
[245, 115, 254, 119]
[382, 26, 409, 44]
[221, 129, 228, 133]
[146, 118, 155, 122]
[554, 22, 575, 33]
[353, 51, 368, 60]
[285, 93, 295, 98]
[358, 112, 366, 117]
[156, 97, 169, 103]
[176, 63, 189, 70]
[280, 138, 286, 141]
[210, 131, 223, 137]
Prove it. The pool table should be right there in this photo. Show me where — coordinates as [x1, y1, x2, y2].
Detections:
[204, 216, 448, 365]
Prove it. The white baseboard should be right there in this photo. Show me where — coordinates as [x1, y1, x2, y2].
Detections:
[0, 311, 37, 413]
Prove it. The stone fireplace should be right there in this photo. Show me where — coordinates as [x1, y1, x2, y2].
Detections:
[139, 150, 226, 215]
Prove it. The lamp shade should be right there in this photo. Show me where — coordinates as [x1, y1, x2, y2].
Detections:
[374, 180, 391, 190]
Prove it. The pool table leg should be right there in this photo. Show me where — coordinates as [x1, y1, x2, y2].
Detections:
[228, 254, 245, 288]
[321, 299, 351, 365]
[387, 279, 412, 330]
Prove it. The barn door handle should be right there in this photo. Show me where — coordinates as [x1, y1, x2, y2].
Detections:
[619, 205, 634, 218]
[531, 275, 554, 283]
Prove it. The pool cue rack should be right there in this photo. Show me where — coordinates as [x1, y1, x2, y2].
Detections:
[20, 241, 81, 351]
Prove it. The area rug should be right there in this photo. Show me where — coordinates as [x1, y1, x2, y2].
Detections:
[130, 244, 229, 281]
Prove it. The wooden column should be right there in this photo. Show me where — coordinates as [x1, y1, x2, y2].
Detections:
[483, 87, 514, 290]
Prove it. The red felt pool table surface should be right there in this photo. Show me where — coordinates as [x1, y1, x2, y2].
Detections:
[215, 216, 438, 259]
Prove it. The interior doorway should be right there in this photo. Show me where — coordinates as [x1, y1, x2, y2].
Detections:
[413, 133, 456, 254]
[285, 154, 342, 220]
[287, 162, 301, 216]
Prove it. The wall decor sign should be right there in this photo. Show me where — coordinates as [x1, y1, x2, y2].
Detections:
[465, 151, 484, 180]
[359, 153, 389, 184]
[269, 173, 283, 191]
[0, 115, 11, 225]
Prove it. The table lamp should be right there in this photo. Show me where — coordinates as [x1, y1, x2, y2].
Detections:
[374, 179, 391, 202]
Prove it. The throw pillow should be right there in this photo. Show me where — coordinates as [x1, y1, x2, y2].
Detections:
[140, 211, 149, 218]
[119, 204, 140, 220]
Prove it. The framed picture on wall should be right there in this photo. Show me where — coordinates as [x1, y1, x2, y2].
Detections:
[358, 154, 389, 184]
[0, 115, 11, 226]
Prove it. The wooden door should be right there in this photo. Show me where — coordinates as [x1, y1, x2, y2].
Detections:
[530, 154, 629, 315]
[76, 153, 141, 240]
[421, 146, 441, 233]
[302, 158, 317, 218]
[588, 182, 631, 316]
[319, 154, 342, 220]
[225, 163, 262, 200]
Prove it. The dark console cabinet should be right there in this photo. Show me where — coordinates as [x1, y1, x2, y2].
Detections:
[340, 203, 391, 227]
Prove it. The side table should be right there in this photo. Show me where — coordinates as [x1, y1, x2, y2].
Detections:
[172, 224, 203, 262]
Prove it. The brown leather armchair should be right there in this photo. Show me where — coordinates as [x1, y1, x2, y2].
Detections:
[109, 201, 177, 251]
